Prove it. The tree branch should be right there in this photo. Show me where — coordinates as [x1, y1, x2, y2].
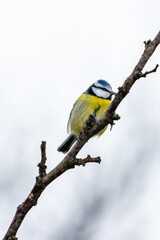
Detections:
[3, 31, 160, 240]
[75, 155, 101, 166]
[138, 64, 159, 78]
[37, 141, 47, 178]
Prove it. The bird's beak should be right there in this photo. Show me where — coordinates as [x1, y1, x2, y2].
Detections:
[110, 91, 116, 95]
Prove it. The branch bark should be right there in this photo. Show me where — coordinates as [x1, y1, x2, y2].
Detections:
[3, 31, 160, 240]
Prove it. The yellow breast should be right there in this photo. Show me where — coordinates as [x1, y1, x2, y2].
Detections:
[68, 93, 111, 136]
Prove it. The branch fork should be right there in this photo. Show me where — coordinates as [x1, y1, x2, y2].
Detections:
[138, 64, 159, 78]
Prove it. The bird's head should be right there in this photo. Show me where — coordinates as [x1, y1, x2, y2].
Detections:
[85, 79, 115, 100]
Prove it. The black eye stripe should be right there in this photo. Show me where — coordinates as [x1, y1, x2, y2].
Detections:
[94, 86, 110, 92]
[101, 87, 107, 92]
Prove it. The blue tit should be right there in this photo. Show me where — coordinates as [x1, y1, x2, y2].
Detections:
[57, 79, 115, 153]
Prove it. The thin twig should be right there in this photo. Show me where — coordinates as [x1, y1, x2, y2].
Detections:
[37, 141, 47, 177]
[75, 155, 101, 166]
[139, 64, 159, 78]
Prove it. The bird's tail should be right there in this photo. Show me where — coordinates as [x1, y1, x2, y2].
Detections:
[57, 134, 77, 153]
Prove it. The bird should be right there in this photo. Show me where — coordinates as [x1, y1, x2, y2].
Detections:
[57, 79, 115, 153]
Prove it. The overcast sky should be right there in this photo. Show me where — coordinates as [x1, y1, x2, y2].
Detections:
[0, 1, 160, 240]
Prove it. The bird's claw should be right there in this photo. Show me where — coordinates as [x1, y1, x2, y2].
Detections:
[110, 113, 120, 131]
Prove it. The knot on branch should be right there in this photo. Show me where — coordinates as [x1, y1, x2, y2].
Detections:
[133, 71, 142, 79]
[144, 40, 151, 48]
[37, 163, 47, 177]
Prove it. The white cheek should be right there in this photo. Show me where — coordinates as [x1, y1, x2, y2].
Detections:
[92, 87, 110, 99]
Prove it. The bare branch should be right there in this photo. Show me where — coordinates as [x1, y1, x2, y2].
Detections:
[75, 155, 101, 166]
[138, 64, 159, 78]
[3, 31, 160, 240]
[37, 141, 47, 178]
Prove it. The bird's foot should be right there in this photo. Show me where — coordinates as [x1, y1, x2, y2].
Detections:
[110, 113, 121, 131]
